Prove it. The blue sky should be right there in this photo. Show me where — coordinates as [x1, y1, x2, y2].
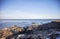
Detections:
[0, 0, 60, 19]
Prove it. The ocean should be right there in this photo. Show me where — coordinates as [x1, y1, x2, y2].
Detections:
[0, 19, 59, 29]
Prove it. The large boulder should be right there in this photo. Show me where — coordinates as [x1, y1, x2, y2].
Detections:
[0, 30, 13, 39]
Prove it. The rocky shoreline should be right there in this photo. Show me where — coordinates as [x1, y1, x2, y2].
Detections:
[0, 20, 60, 39]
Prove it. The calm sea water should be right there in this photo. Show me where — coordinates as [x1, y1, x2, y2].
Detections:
[0, 19, 59, 29]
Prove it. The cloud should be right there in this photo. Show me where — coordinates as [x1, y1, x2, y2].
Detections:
[0, 13, 60, 19]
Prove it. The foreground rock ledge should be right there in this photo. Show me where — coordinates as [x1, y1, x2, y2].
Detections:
[0, 20, 60, 39]
[0, 25, 24, 39]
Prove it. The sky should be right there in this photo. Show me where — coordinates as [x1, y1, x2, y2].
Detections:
[0, 0, 60, 19]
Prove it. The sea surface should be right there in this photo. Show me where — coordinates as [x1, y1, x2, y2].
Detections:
[0, 19, 59, 29]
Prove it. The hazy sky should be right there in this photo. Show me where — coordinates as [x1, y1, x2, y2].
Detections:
[0, 0, 60, 19]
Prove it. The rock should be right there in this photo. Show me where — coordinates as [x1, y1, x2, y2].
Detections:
[0, 37, 6, 39]
[52, 20, 60, 22]
[27, 26, 33, 30]
[27, 23, 40, 31]
[10, 25, 24, 32]
[0, 25, 24, 39]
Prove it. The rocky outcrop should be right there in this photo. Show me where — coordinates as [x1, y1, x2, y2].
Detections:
[27, 23, 40, 30]
[0, 30, 13, 39]
[9, 25, 24, 32]
[0, 25, 24, 39]
[52, 20, 60, 22]
[37, 20, 60, 30]
[0, 20, 60, 39]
